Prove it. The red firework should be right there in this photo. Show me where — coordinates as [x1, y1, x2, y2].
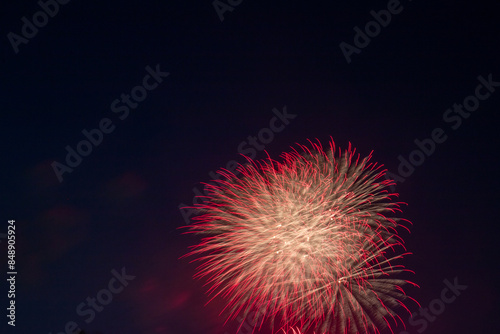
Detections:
[184, 138, 418, 334]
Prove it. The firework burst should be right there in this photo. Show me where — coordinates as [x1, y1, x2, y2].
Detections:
[185, 138, 417, 333]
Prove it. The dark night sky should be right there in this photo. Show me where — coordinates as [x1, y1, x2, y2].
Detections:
[1, 1, 499, 333]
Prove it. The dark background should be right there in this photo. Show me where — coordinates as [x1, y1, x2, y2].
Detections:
[0, 0, 499, 333]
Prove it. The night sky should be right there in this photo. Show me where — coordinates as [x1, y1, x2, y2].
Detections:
[1, 1, 499, 333]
